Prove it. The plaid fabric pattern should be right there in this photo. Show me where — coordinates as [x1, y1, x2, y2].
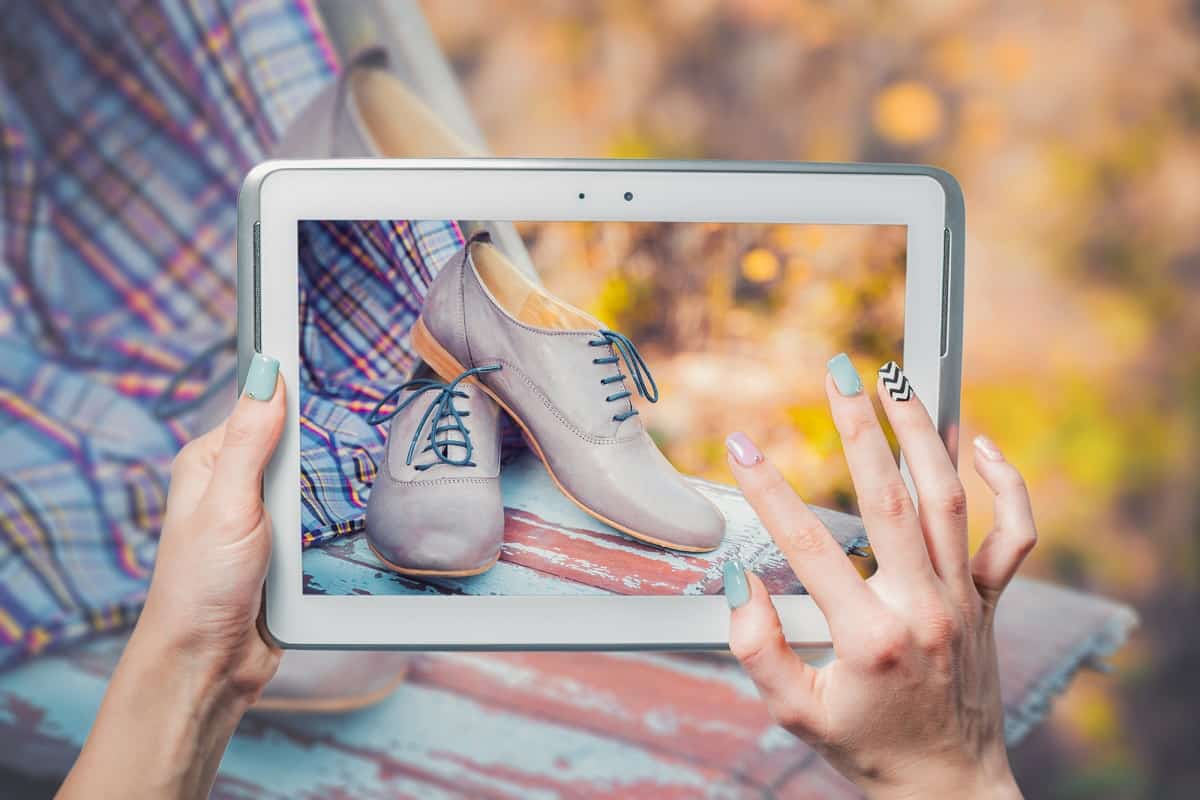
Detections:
[0, 0, 337, 667]
[297, 219, 465, 546]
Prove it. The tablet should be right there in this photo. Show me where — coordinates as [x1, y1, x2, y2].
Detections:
[237, 159, 964, 650]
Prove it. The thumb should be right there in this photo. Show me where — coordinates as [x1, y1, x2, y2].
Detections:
[728, 569, 825, 737]
[206, 353, 286, 515]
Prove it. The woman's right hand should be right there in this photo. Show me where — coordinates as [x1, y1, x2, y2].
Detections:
[723, 357, 1036, 799]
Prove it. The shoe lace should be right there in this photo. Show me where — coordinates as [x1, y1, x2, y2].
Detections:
[152, 334, 237, 420]
[366, 364, 501, 470]
[588, 330, 659, 422]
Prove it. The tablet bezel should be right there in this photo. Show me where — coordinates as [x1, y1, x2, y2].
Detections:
[237, 159, 964, 650]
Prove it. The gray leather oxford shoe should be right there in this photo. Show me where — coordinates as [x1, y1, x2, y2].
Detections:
[413, 232, 726, 553]
[365, 363, 505, 577]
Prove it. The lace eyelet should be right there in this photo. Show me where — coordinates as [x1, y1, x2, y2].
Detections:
[589, 329, 659, 421]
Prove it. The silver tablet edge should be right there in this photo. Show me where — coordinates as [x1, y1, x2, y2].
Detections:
[235, 159, 964, 650]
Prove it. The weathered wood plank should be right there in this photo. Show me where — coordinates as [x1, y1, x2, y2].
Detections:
[403, 652, 792, 785]
[230, 680, 748, 799]
[0, 578, 1136, 798]
[304, 450, 867, 597]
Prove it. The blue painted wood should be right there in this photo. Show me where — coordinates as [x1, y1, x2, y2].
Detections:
[304, 450, 869, 597]
[0, 581, 1136, 798]
[0, 448, 1138, 797]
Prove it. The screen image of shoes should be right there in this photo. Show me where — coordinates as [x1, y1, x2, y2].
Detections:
[298, 219, 905, 596]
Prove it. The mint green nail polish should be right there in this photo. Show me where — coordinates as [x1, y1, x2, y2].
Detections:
[827, 352, 863, 396]
[723, 559, 750, 609]
[243, 353, 279, 401]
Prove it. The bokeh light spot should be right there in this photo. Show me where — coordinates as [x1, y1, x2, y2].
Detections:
[741, 247, 781, 283]
[872, 80, 945, 145]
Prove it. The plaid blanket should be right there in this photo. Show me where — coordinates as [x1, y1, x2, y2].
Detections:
[297, 219, 464, 546]
[0, 0, 342, 666]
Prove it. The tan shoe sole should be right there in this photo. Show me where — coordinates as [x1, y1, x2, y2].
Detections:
[367, 540, 500, 578]
[251, 660, 410, 714]
[412, 317, 718, 554]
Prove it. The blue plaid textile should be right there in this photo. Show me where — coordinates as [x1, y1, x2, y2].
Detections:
[297, 219, 465, 546]
[0, 0, 339, 665]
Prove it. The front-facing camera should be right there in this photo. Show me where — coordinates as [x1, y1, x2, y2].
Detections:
[624, 191, 634, 201]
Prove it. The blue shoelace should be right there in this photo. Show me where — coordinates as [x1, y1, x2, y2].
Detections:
[367, 365, 502, 470]
[588, 329, 659, 422]
[152, 334, 237, 420]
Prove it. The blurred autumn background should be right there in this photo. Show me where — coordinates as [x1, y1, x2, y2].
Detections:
[427, 1, 1200, 797]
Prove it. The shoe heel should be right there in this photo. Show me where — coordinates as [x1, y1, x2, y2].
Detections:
[411, 317, 469, 381]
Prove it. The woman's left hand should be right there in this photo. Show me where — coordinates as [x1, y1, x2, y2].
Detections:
[60, 353, 285, 800]
[141, 352, 286, 699]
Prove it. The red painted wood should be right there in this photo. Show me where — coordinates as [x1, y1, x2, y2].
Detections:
[409, 653, 783, 780]
[500, 509, 716, 594]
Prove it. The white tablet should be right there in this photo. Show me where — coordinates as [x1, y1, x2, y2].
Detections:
[237, 159, 964, 651]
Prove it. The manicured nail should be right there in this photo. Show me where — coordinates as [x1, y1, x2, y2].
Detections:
[827, 353, 863, 396]
[725, 432, 764, 467]
[878, 361, 913, 401]
[973, 434, 1004, 462]
[243, 353, 279, 401]
[723, 559, 750, 609]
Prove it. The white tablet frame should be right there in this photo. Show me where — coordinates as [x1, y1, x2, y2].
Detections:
[237, 159, 965, 651]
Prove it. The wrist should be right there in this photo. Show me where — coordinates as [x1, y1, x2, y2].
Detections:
[116, 623, 250, 773]
[125, 615, 256, 722]
[868, 775, 1020, 800]
[60, 619, 251, 799]
[862, 751, 1021, 800]
[136, 588, 278, 704]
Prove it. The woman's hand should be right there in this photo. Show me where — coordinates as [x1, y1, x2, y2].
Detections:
[723, 357, 1035, 800]
[60, 353, 285, 800]
[140, 352, 286, 699]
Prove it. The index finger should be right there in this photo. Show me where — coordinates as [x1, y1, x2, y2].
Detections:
[726, 433, 878, 637]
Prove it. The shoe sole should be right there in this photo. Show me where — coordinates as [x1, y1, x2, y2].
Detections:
[251, 660, 411, 714]
[411, 317, 719, 554]
[367, 540, 501, 578]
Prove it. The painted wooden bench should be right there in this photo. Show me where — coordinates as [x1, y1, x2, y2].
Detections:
[0, 580, 1136, 797]
[303, 450, 869, 598]
[0, 453, 1137, 797]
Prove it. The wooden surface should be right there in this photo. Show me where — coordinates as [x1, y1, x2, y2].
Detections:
[303, 450, 868, 597]
[0, 457, 1138, 798]
[0, 577, 1135, 798]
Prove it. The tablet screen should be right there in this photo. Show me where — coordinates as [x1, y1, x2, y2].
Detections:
[297, 220, 904, 597]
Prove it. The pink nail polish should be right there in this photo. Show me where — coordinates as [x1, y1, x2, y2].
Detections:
[726, 432, 764, 467]
[973, 434, 1004, 462]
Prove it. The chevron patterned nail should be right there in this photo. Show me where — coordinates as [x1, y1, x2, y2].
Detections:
[878, 361, 913, 401]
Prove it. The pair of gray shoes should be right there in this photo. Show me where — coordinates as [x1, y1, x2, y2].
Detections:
[365, 232, 727, 577]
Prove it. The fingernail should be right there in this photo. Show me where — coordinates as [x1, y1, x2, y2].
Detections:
[243, 353, 279, 401]
[723, 559, 750, 609]
[878, 361, 913, 401]
[725, 432, 764, 467]
[827, 352, 863, 396]
[973, 434, 1004, 462]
